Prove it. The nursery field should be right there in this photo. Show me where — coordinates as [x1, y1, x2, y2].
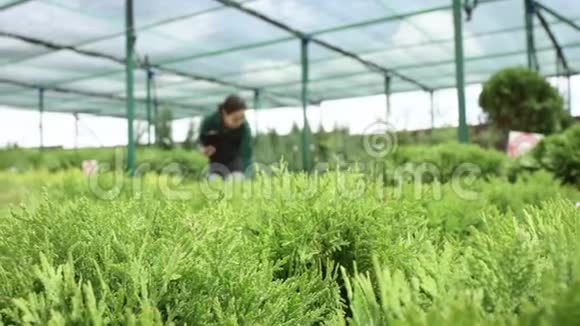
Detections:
[0, 168, 579, 325]
[2, 0, 580, 323]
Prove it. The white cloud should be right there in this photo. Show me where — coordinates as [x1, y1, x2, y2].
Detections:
[391, 11, 484, 58]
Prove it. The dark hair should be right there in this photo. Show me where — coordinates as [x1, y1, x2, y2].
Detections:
[219, 94, 247, 114]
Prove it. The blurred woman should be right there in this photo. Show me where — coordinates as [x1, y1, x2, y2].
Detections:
[198, 94, 252, 180]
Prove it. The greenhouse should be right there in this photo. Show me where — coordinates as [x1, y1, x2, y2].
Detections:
[1, 1, 580, 324]
[1, 0, 579, 172]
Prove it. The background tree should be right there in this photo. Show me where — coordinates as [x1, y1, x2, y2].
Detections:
[479, 67, 572, 135]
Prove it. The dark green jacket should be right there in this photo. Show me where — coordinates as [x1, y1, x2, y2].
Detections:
[199, 111, 252, 171]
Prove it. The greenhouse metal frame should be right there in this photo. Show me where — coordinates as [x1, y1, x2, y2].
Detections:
[0, 0, 578, 174]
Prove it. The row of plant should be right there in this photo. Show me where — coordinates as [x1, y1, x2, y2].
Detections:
[522, 123, 580, 187]
[1, 125, 578, 188]
[0, 147, 207, 177]
[0, 169, 578, 324]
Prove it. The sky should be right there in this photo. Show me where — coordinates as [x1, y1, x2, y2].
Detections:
[2, 1, 579, 149]
[0, 76, 578, 149]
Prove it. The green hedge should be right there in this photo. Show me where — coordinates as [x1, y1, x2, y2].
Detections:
[382, 142, 509, 183]
[255, 126, 507, 171]
[509, 123, 580, 187]
[0, 147, 207, 177]
[1, 143, 512, 184]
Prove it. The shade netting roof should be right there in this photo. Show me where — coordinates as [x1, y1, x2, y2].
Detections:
[0, 0, 578, 119]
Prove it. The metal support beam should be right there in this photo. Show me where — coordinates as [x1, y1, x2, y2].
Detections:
[253, 89, 260, 137]
[429, 91, 435, 130]
[0, 30, 303, 111]
[0, 78, 122, 102]
[1, 0, 502, 70]
[125, 0, 136, 176]
[567, 75, 572, 112]
[384, 75, 391, 121]
[0, 30, 254, 92]
[312, 39, 431, 91]
[73, 112, 79, 149]
[0, 2, 242, 68]
[453, 0, 469, 144]
[301, 38, 312, 172]
[146, 58, 153, 146]
[153, 97, 160, 145]
[38, 88, 44, 150]
[536, 10, 570, 74]
[524, 0, 539, 71]
[535, 2, 580, 33]
[213, 0, 432, 92]
[0, 78, 205, 114]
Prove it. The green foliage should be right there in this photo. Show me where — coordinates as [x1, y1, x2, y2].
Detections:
[254, 127, 509, 177]
[0, 169, 578, 324]
[471, 126, 506, 150]
[386, 143, 509, 183]
[182, 119, 198, 150]
[417, 171, 576, 234]
[254, 126, 305, 171]
[0, 147, 207, 177]
[0, 140, 513, 189]
[479, 67, 572, 134]
[397, 128, 457, 146]
[343, 200, 580, 325]
[2, 122, 512, 179]
[155, 107, 174, 149]
[532, 123, 580, 186]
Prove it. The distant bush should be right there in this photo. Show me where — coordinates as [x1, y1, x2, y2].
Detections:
[384, 143, 509, 183]
[1, 143, 512, 184]
[0, 147, 207, 177]
[532, 123, 580, 187]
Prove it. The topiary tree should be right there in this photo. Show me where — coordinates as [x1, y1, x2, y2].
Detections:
[479, 67, 572, 135]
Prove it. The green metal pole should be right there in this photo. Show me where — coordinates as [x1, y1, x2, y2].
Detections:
[73, 112, 79, 149]
[429, 90, 435, 130]
[125, 0, 136, 176]
[153, 98, 159, 146]
[0, 0, 31, 11]
[253, 89, 260, 137]
[146, 67, 153, 146]
[38, 88, 44, 150]
[524, 0, 538, 71]
[567, 74, 572, 112]
[384, 75, 391, 121]
[301, 37, 312, 172]
[535, 2, 580, 33]
[453, 0, 469, 143]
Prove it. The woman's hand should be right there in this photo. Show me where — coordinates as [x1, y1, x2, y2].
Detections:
[201, 145, 216, 157]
